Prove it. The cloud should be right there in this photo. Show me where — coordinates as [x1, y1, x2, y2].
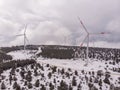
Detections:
[0, 0, 120, 48]
[26, 21, 72, 45]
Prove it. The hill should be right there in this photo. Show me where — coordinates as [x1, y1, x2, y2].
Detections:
[0, 45, 119, 90]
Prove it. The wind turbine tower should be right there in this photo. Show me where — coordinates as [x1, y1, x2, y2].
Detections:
[23, 24, 27, 51]
[16, 24, 29, 52]
[78, 17, 110, 66]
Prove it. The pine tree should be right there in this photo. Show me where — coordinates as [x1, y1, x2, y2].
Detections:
[25, 71, 32, 82]
[20, 69, 25, 79]
[92, 71, 95, 76]
[77, 84, 81, 90]
[13, 81, 18, 89]
[72, 76, 77, 86]
[30, 64, 34, 69]
[81, 70, 85, 74]
[103, 77, 110, 85]
[53, 78, 56, 84]
[94, 78, 98, 83]
[46, 64, 50, 67]
[0, 69, 3, 74]
[110, 84, 115, 90]
[103, 72, 110, 85]
[58, 80, 68, 90]
[61, 68, 65, 75]
[41, 84, 46, 90]
[24, 81, 27, 86]
[10, 68, 15, 75]
[49, 83, 54, 90]
[97, 70, 103, 77]
[89, 77, 92, 83]
[68, 68, 71, 72]
[9, 74, 12, 85]
[88, 83, 93, 90]
[98, 79, 102, 90]
[58, 69, 60, 74]
[69, 85, 73, 90]
[89, 71, 91, 75]
[35, 79, 39, 87]
[49, 82, 53, 88]
[48, 72, 52, 79]
[16, 84, 21, 90]
[34, 69, 38, 76]
[40, 65, 44, 71]
[52, 66, 57, 73]
[1, 82, 6, 89]
[85, 75, 88, 83]
[91, 85, 98, 90]
[16, 69, 19, 72]
[28, 82, 33, 89]
[75, 70, 78, 76]
[13, 75, 17, 81]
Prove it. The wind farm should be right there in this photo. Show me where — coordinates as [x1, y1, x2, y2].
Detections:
[0, 0, 119, 90]
[0, 19, 119, 90]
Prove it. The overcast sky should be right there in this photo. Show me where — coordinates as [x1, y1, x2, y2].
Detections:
[0, 0, 120, 48]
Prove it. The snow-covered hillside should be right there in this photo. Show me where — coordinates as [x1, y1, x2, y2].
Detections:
[0, 46, 120, 90]
[0, 59, 120, 90]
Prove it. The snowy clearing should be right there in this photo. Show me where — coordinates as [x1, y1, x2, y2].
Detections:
[8, 50, 36, 60]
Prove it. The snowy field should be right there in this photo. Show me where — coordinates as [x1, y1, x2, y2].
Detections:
[1, 58, 120, 90]
[38, 58, 108, 71]
[8, 50, 120, 73]
[37, 58, 120, 83]
[8, 50, 36, 60]
[0, 49, 119, 90]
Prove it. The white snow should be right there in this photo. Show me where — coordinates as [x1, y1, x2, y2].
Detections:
[37, 58, 116, 72]
[8, 50, 36, 60]
[35, 47, 42, 55]
[1, 48, 120, 90]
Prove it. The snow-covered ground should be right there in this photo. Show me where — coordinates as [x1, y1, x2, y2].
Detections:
[8, 50, 37, 60]
[1, 58, 120, 90]
[37, 58, 119, 73]
[0, 49, 119, 90]
[37, 58, 104, 71]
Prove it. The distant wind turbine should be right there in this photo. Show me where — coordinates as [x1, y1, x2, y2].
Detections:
[78, 17, 110, 66]
[16, 24, 29, 51]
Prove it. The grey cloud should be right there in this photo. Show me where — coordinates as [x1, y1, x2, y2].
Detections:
[0, 0, 120, 48]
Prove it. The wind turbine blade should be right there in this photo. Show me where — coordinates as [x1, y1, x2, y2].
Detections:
[24, 24, 27, 34]
[78, 17, 89, 34]
[15, 34, 24, 36]
[90, 32, 111, 35]
[80, 35, 88, 47]
[99, 32, 111, 34]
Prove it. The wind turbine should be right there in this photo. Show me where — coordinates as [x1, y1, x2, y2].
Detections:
[78, 17, 110, 66]
[16, 24, 29, 52]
